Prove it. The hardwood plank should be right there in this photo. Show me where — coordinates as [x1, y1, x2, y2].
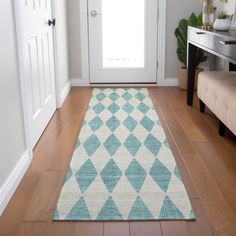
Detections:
[24, 171, 64, 221]
[182, 152, 236, 236]
[74, 222, 103, 236]
[188, 199, 215, 236]
[161, 221, 190, 236]
[16, 222, 48, 236]
[16, 222, 75, 236]
[130, 222, 162, 236]
[104, 222, 129, 236]
[172, 109, 206, 142]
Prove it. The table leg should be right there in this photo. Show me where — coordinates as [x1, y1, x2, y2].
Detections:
[229, 62, 236, 71]
[187, 43, 197, 105]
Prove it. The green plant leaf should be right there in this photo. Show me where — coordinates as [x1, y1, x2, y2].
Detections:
[174, 12, 207, 67]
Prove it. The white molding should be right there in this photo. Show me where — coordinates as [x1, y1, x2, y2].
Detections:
[51, 0, 63, 109]
[79, 0, 90, 86]
[70, 78, 158, 87]
[71, 78, 89, 87]
[164, 78, 179, 87]
[0, 150, 32, 215]
[79, 0, 166, 86]
[60, 81, 71, 106]
[157, 0, 166, 86]
[13, 0, 33, 151]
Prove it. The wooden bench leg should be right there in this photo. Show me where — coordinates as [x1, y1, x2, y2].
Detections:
[199, 100, 205, 113]
[219, 120, 226, 136]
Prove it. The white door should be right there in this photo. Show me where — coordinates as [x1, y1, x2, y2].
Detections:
[16, 0, 57, 147]
[88, 0, 158, 84]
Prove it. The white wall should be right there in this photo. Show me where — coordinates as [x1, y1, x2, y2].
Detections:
[54, 0, 70, 103]
[0, 0, 70, 214]
[66, 0, 203, 82]
[0, 2, 26, 189]
[67, 0, 82, 79]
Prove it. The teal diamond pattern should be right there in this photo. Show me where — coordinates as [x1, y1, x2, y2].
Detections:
[83, 134, 101, 156]
[123, 103, 134, 114]
[109, 92, 119, 101]
[128, 197, 153, 220]
[122, 92, 132, 101]
[149, 159, 172, 193]
[65, 197, 91, 220]
[108, 103, 120, 114]
[106, 116, 121, 132]
[54, 88, 195, 221]
[140, 116, 155, 132]
[124, 134, 141, 156]
[65, 167, 73, 182]
[137, 103, 150, 114]
[123, 116, 138, 132]
[88, 116, 103, 132]
[96, 92, 106, 101]
[144, 134, 161, 156]
[96, 197, 123, 220]
[125, 159, 147, 192]
[92, 103, 105, 114]
[135, 92, 145, 101]
[104, 134, 121, 156]
[159, 196, 184, 220]
[100, 159, 122, 193]
[75, 160, 98, 193]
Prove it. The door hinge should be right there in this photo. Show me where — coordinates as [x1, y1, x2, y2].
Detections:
[156, 61, 159, 69]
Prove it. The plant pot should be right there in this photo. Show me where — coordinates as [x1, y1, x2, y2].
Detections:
[178, 67, 203, 90]
[213, 19, 231, 31]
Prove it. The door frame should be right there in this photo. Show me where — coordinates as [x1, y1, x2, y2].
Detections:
[13, 0, 60, 154]
[78, 0, 166, 86]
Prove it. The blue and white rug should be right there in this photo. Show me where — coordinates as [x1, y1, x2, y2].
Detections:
[54, 88, 195, 221]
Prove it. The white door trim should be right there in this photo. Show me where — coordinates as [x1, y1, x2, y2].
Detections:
[79, 0, 166, 86]
[13, 0, 60, 153]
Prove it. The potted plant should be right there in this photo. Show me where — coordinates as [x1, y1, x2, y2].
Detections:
[175, 13, 207, 90]
[214, 11, 231, 31]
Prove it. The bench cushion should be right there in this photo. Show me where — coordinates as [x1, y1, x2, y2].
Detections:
[197, 71, 236, 135]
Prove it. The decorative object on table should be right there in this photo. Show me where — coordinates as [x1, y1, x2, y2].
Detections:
[214, 11, 231, 30]
[54, 88, 195, 221]
[202, 0, 216, 29]
[231, 0, 236, 28]
[175, 13, 207, 90]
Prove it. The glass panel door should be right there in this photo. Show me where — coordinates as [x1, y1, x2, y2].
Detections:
[102, 0, 145, 68]
[88, 0, 157, 83]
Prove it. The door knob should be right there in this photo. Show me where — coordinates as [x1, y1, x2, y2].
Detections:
[90, 10, 99, 17]
[48, 19, 56, 26]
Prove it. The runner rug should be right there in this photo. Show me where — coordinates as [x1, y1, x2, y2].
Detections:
[54, 88, 195, 221]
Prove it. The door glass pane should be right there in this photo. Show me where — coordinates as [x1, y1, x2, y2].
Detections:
[102, 0, 145, 68]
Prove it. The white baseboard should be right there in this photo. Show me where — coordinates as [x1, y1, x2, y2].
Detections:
[0, 150, 32, 215]
[71, 78, 179, 87]
[164, 78, 179, 87]
[60, 81, 71, 107]
[71, 78, 89, 87]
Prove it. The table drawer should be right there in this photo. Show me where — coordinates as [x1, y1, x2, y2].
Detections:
[188, 27, 236, 60]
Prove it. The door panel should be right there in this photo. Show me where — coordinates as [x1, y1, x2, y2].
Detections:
[18, 0, 56, 147]
[88, 0, 158, 83]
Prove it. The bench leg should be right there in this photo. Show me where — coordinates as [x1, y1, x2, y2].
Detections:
[219, 120, 226, 136]
[199, 100, 205, 113]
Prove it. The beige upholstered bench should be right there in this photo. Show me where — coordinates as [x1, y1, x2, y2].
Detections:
[197, 71, 236, 136]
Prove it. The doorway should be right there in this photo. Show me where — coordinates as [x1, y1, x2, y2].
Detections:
[14, 0, 57, 148]
[88, 0, 158, 84]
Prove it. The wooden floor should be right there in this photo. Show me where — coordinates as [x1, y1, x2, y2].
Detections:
[0, 87, 236, 236]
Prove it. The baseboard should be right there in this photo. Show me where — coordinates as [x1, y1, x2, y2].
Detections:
[164, 78, 179, 87]
[71, 77, 179, 87]
[71, 78, 89, 87]
[0, 150, 32, 215]
[60, 81, 71, 107]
